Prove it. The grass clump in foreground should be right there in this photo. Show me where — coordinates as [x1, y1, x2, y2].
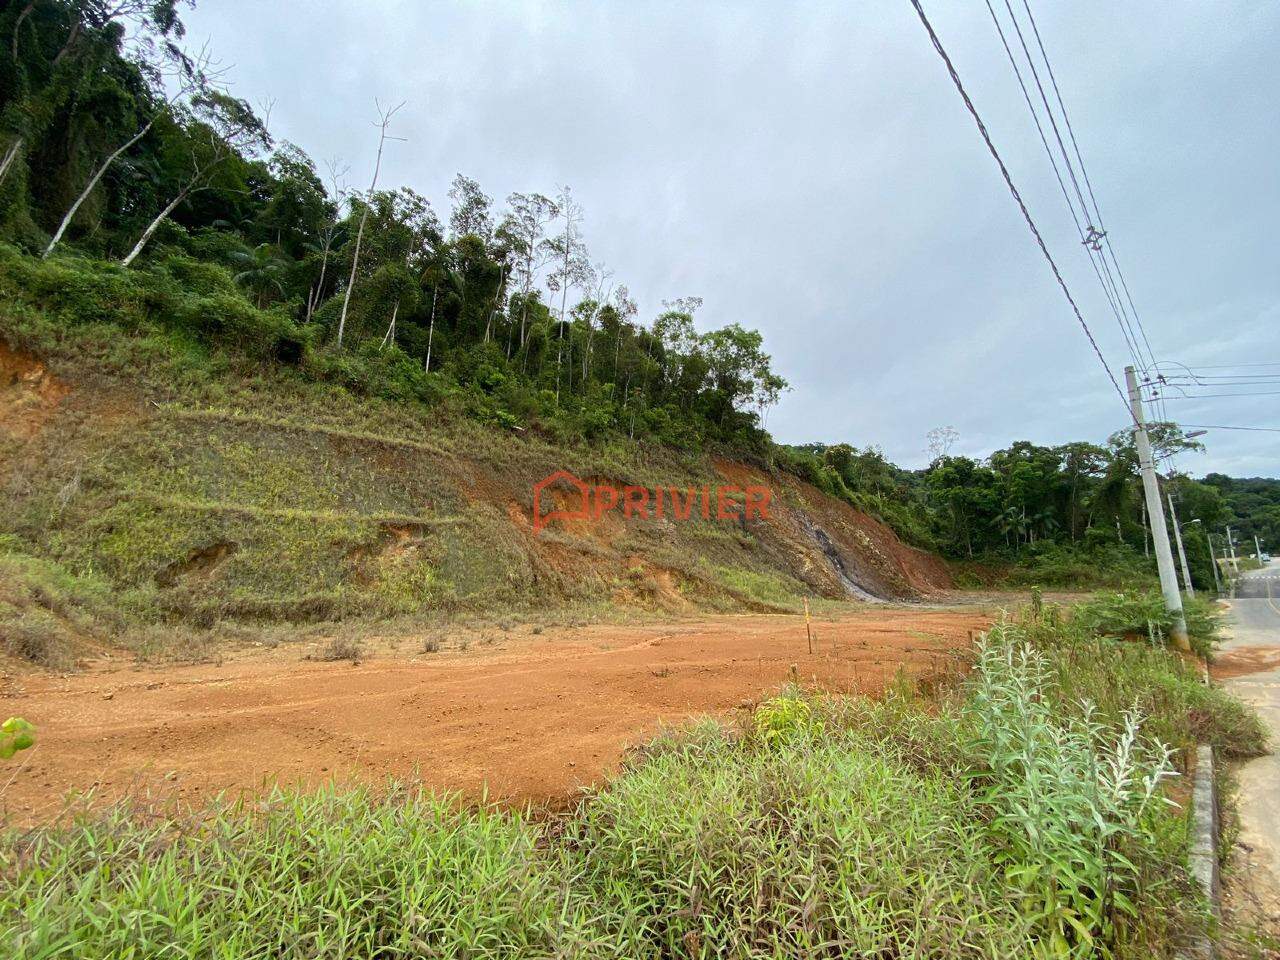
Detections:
[1, 611, 1261, 958]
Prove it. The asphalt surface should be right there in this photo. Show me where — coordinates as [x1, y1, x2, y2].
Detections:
[1220, 560, 1280, 926]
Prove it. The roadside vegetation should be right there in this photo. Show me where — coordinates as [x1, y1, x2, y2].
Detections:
[1, 597, 1263, 958]
[783, 436, 1276, 594]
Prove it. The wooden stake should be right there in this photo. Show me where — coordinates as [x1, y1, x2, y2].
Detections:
[803, 598, 813, 655]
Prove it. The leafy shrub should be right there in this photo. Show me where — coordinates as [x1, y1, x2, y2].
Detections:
[570, 720, 1030, 957]
[958, 543, 1155, 591]
[1031, 622, 1266, 759]
[752, 694, 814, 745]
[315, 636, 363, 662]
[965, 624, 1178, 954]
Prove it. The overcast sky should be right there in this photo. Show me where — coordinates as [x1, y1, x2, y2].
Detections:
[184, 1, 1279, 477]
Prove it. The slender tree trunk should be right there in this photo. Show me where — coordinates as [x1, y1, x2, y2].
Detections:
[0, 136, 22, 187]
[505, 298, 517, 358]
[121, 187, 191, 266]
[483, 264, 506, 343]
[336, 208, 369, 346]
[554, 238, 570, 403]
[611, 330, 622, 399]
[517, 288, 532, 372]
[337, 106, 396, 346]
[45, 116, 157, 258]
[11, 1, 35, 62]
[51, 20, 80, 67]
[424, 286, 438, 371]
[380, 300, 399, 348]
[306, 232, 334, 323]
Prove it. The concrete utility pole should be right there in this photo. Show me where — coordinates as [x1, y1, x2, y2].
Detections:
[1207, 531, 1223, 594]
[1227, 527, 1238, 565]
[1167, 493, 1195, 598]
[1256, 534, 1264, 561]
[1125, 366, 1190, 651]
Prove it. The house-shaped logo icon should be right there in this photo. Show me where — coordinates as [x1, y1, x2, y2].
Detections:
[532, 469, 591, 533]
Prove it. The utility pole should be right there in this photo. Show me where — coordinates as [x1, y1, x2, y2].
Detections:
[1140, 499, 1149, 557]
[1207, 532, 1223, 594]
[1255, 534, 1264, 561]
[1125, 366, 1189, 651]
[1167, 493, 1195, 598]
[1227, 526, 1238, 565]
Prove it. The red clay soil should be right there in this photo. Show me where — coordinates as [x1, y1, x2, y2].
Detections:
[2, 607, 989, 824]
[1210, 645, 1280, 681]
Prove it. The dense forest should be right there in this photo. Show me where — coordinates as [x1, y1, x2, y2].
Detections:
[0, 0, 786, 450]
[0, 0, 1272, 589]
[786, 432, 1278, 589]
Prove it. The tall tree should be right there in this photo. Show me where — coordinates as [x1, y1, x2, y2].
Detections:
[43, 29, 212, 257]
[120, 91, 271, 266]
[540, 185, 589, 403]
[336, 99, 402, 347]
[497, 191, 557, 353]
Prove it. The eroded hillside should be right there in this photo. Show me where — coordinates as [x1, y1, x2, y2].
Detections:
[0, 342, 948, 665]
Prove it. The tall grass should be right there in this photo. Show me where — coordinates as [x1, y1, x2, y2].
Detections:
[568, 719, 1030, 957]
[1, 609, 1255, 958]
[3, 787, 583, 958]
[1065, 589, 1222, 658]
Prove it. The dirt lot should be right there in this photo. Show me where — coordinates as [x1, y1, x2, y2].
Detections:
[2, 606, 993, 823]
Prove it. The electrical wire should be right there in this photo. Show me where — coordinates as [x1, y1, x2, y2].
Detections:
[983, 0, 1148, 376]
[981, 0, 1146, 370]
[1014, 0, 1172, 436]
[1160, 390, 1280, 399]
[1020, 0, 1160, 374]
[1157, 360, 1280, 369]
[907, 0, 1136, 424]
[1179, 423, 1280, 433]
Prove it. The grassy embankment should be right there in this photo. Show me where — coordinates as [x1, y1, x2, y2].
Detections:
[0, 594, 1264, 958]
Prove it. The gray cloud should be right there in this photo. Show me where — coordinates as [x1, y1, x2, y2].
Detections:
[188, 0, 1279, 476]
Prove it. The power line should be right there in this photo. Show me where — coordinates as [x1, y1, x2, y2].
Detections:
[1162, 376, 1280, 385]
[982, 0, 1148, 374]
[907, 0, 1135, 423]
[1157, 360, 1280, 369]
[1013, 0, 1173, 438]
[1160, 390, 1280, 400]
[1180, 423, 1280, 434]
[1020, 0, 1160, 375]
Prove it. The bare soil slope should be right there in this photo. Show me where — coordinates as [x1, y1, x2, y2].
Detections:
[0, 342, 949, 659]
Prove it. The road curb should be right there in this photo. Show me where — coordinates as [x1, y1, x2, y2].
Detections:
[1179, 651, 1220, 959]
[1184, 743, 1220, 960]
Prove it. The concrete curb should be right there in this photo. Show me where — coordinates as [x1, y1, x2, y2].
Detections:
[1182, 745, 1220, 959]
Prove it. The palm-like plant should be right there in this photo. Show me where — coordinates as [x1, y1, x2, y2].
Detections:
[229, 243, 289, 308]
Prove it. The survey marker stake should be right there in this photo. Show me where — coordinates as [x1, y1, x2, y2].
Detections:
[803, 598, 814, 655]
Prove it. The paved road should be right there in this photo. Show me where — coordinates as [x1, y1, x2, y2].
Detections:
[1220, 560, 1280, 927]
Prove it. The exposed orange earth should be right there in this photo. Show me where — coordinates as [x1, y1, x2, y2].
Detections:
[2, 606, 991, 823]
